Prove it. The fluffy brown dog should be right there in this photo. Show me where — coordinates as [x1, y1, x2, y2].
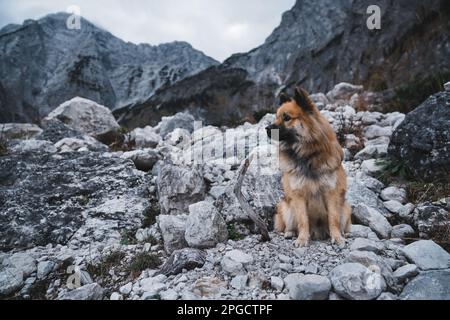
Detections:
[266, 87, 352, 247]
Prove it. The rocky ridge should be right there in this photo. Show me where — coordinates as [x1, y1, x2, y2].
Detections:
[0, 13, 218, 123]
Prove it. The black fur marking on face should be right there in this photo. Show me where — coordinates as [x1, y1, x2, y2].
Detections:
[279, 92, 292, 105]
[278, 126, 298, 145]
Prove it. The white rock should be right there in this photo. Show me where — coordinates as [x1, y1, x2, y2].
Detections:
[10, 139, 57, 154]
[285, 274, 331, 300]
[0, 267, 24, 296]
[350, 238, 384, 253]
[391, 224, 415, 239]
[158, 215, 188, 254]
[119, 282, 133, 295]
[353, 204, 392, 239]
[326, 83, 364, 101]
[347, 225, 379, 241]
[43, 97, 120, 144]
[4, 253, 36, 277]
[37, 261, 55, 279]
[110, 292, 123, 300]
[270, 276, 284, 291]
[55, 137, 107, 153]
[221, 250, 253, 275]
[185, 201, 228, 249]
[59, 283, 104, 300]
[383, 200, 405, 214]
[130, 126, 161, 148]
[231, 275, 248, 290]
[393, 264, 419, 283]
[381, 187, 407, 204]
[0, 123, 43, 140]
[160, 289, 179, 300]
[364, 125, 393, 140]
[361, 159, 384, 176]
[444, 81, 450, 92]
[330, 263, 385, 300]
[402, 240, 450, 271]
[355, 144, 388, 160]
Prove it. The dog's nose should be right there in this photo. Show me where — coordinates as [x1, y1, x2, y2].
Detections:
[266, 125, 276, 138]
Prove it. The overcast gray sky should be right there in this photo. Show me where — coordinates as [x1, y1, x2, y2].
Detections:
[0, 0, 296, 62]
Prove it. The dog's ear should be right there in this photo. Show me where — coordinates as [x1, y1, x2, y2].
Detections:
[294, 87, 315, 113]
[279, 92, 292, 105]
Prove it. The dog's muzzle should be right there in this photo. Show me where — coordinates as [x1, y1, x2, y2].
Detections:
[266, 124, 279, 139]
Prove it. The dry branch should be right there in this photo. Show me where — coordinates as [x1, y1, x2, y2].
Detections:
[233, 155, 271, 242]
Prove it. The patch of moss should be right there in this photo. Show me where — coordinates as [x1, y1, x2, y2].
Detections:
[376, 159, 413, 185]
[227, 223, 245, 241]
[120, 230, 138, 246]
[128, 252, 162, 277]
[142, 205, 159, 228]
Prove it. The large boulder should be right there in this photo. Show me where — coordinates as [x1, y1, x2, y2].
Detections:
[402, 240, 450, 271]
[0, 149, 150, 251]
[400, 269, 450, 300]
[43, 97, 121, 145]
[388, 91, 450, 182]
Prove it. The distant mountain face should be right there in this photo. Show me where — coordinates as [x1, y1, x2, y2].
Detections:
[117, 0, 450, 128]
[0, 13, 218, 123]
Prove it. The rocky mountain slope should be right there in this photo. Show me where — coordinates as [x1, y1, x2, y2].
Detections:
[0, 13, 218, 123]
[117, 0, 450, 128]
[1, 83, 448, 300]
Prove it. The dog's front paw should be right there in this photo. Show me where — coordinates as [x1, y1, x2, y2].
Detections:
[284, 231, 295, 239]
[294, 236, 310, 248]
[331, 233, 345, 247]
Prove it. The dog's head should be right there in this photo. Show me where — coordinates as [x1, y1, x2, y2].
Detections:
[266, 87, 323, 150]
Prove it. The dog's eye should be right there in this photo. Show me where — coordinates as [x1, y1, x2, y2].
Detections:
[283, 114, 292, 122]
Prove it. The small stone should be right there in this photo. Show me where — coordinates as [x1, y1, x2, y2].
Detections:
[285, 274, 331, 300]
[381, 187, 407, 204]
[159, 248, 206, 276]
[185, 201, 228, 249]
[444, 82, 450, 92]
[393, 264, 419, 284]
[110, 292, 123, 300]
[221, 250, 253, 275]
[119, 283, 133, 295]
[160, 289, 178, 300]
[270, 276, 284, 291]
[361, 159, 384, 176]
[231, 275, 248, 290]
[377, 292, 398, 300]
[402, 240, 450, 271]
[350, 238, 384, 253]
[330, 263, 385, 300]
[383, 200, 404, 214]
[37, 261, 55, 280]
[59, 283, 104, 300]
[353, 204, 392, 239]
[391, 224, 415, 239]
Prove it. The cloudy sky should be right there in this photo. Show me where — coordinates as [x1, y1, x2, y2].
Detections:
[0, 0, 296, 62]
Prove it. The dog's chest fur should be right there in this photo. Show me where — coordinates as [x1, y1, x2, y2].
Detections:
[280, 152, 337, 195]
